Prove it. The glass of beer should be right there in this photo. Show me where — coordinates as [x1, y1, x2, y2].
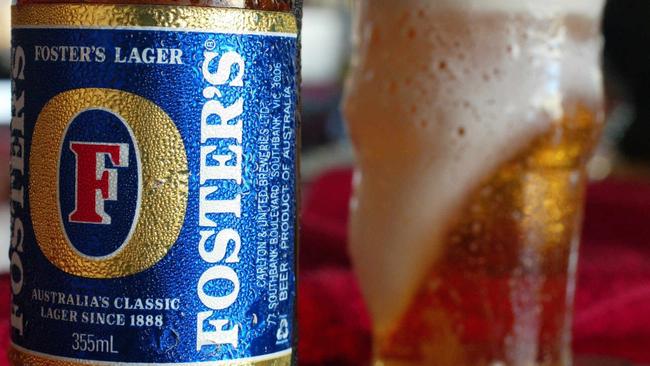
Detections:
[343, 1, 605, 365]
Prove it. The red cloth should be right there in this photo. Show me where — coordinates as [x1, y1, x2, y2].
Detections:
[298, 168, 650, 365]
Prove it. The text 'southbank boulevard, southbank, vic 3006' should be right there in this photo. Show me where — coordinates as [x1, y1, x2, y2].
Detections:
[10, 1, 301, 365]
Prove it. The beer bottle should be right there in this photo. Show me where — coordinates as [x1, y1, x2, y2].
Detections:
[9, 0, 301, 364]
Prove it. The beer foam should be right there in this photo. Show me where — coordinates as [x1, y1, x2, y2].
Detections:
[345, 1, 604, 337]
[422, 0, 604, 19]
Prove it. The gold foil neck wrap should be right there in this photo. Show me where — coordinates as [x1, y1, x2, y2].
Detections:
[12, 4, 298, 35]
[10, 345, 293, 365]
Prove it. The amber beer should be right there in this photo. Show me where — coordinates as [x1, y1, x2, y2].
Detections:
[344, 1, 605, 365]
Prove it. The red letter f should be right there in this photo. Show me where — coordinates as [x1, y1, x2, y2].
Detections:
[68, 142, 129, 225]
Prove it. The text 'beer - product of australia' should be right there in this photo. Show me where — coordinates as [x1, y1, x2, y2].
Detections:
[10, 0, 301, 364]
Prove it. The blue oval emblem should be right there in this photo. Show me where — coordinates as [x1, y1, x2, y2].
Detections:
[59, 109, 140, 258]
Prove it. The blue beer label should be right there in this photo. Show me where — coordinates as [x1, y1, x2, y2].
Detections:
[10, 4, 298, 365]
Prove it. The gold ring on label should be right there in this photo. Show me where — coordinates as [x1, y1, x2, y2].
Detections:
[12, 4, 298, 35]
[9, 345, 293, 366]
[29, 88, 188, 279]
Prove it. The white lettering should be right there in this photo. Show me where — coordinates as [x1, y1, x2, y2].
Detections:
[196, 311, 238, 349]
[202, 51, 244, 87]
[199, 229, 241, 263]
[197, 266, 240, 310]
[200, 99, 244, 143]
[199, 187, 241, 226]
[10, 46, 26, 336]
[196, 49, 246, 350]
[115, 47, 126, 63]
[114, 47, 183, 65]
[200, 145, 243, 184]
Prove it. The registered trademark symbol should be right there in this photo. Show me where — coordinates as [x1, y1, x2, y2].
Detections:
[204, 39, 216, 51]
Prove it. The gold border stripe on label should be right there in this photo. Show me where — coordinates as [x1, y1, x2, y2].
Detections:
[10, 345, 293, 366]
[12, 4, 297, 34]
